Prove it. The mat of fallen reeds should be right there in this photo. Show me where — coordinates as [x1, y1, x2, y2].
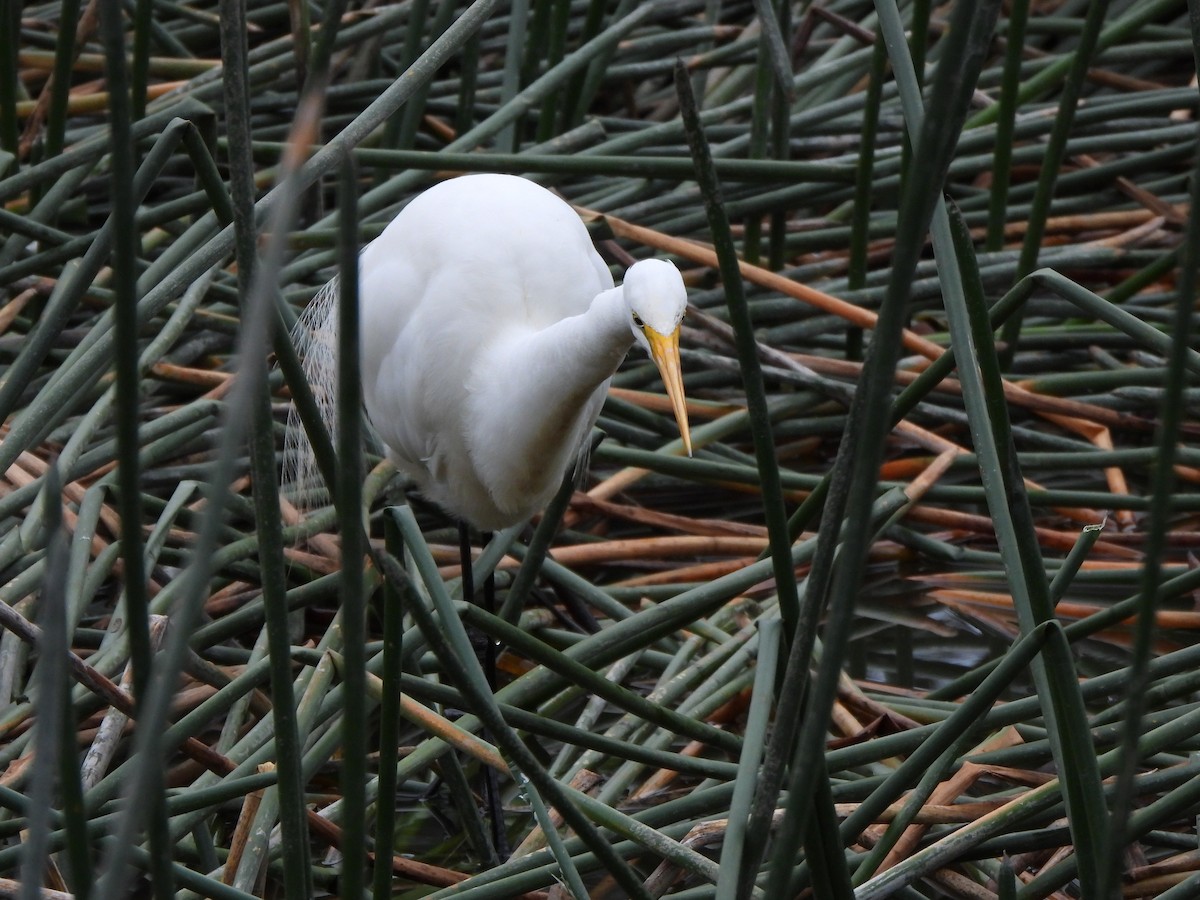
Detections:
[1, 1, 1199, 898]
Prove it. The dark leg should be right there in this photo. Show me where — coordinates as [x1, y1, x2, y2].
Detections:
[458, 522, 509, 860]
[459, 521, 475, 605]
[460, 522, 495, 687]
[481, 530, 496, 690]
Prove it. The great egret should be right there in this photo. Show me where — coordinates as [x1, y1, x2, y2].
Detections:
[285, 172, 692, 529]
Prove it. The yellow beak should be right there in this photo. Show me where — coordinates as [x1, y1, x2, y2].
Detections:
[645, 325, 692, 456]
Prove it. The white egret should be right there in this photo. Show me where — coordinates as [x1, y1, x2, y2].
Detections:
[285, 173, 692, 529]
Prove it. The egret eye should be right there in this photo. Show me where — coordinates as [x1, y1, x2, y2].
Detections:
[632, 312, 644, 327]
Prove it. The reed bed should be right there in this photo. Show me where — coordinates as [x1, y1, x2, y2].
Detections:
[0, 0, 1198, 897]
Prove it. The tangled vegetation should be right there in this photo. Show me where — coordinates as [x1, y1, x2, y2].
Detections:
[0, 1, 1198, 897]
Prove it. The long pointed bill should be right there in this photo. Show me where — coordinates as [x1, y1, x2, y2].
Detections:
[645, 325, 692, 456]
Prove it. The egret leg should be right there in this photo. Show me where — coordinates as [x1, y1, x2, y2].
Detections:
[458, 523, 495, 685]
[458, 522, 509, 860]
[480, 531, 497, 687]
[481, 531, 509, 858]
[458, 520, 475, 603]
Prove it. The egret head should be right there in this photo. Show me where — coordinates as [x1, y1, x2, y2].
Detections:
[622, 259, 692, 456]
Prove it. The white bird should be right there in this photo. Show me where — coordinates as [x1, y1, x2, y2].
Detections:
[285, 173, 691, 530]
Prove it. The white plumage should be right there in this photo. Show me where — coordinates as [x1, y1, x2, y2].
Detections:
[285, 173, 690, 530]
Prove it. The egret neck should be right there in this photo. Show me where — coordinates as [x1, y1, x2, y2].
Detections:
[464, 286, 631, 522]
